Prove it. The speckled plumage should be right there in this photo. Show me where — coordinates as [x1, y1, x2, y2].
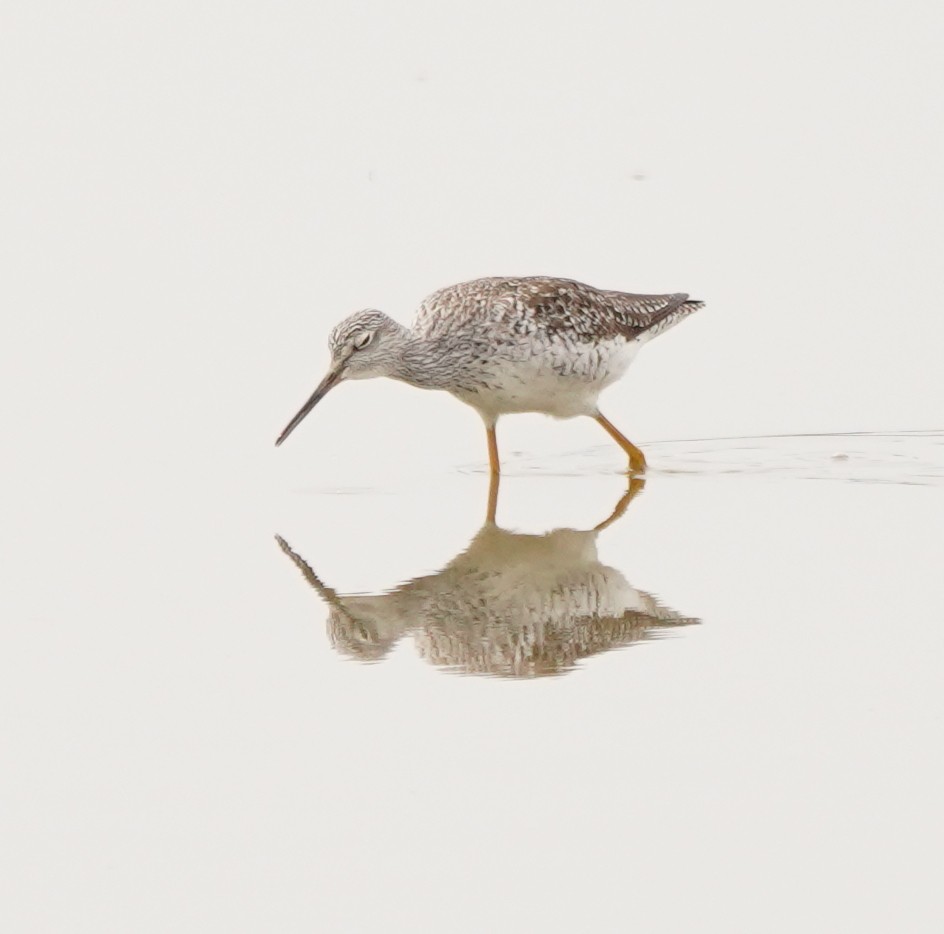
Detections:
[276, 275, 704, 472]
[414, 276, 699, 344]
[397, 276, 703, 419]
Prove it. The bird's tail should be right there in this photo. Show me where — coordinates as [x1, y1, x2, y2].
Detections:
[640, 297, 705, 342]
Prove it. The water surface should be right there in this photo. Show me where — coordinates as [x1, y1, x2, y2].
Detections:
[5, 427, 943, 933]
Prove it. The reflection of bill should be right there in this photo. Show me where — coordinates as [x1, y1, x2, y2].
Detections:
[276, 479, 699, 679]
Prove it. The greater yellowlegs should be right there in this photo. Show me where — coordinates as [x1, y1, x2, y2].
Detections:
[275, 276, 704, 473]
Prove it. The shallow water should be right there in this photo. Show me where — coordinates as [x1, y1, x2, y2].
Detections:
[5, 423, 944, 932]
[463, 429, 944, 485]
[266, 435, 943, 932]
[275, 432, 944, 682]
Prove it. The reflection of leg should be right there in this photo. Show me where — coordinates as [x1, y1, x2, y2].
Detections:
[486, 470, 500, 525]
[594, 412, 647, 474]
[486, 422, 501, 476]
[593, 477, 645, 531]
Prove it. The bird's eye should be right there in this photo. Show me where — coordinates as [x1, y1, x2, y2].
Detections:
[353, 331, 373, 350]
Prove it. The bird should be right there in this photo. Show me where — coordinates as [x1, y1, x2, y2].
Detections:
[275, 276, 704, 474]
[275, 478, 700, 678]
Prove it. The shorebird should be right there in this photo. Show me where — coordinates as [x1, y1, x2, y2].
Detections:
[275, 479, 700, 678]
[275, 276, 704, 473]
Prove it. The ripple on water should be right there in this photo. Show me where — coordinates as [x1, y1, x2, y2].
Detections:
[463, 430, 944, 486]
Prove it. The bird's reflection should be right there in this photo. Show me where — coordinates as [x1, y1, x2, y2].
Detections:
[276, 478, 699, 678]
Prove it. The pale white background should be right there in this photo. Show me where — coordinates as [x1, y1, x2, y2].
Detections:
[2, 1, 943, 932]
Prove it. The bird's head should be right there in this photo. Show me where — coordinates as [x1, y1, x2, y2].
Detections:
[275, 309, 405, 446]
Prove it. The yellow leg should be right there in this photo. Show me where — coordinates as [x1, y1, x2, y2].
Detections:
[485, 470, 500, 525]
[595, 412, 647, 474]
[486, 424, 500, 476]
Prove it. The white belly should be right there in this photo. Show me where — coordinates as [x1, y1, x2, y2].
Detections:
[454, 337, 639, 420]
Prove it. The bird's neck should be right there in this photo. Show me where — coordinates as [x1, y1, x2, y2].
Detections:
[391, 331, 455, 390]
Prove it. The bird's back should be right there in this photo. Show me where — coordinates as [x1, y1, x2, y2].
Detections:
[413, 276, 703, 345]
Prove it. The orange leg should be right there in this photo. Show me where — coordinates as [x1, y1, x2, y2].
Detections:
[486, 424, 501, 476]
[595, 412, 647, 474]
[485, 470, 500, 525]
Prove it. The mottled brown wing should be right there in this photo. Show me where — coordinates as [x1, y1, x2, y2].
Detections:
[414, 276, 702, 342]
[520, 278, 695, 341]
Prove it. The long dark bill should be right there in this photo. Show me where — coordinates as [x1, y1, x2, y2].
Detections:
[275, 368, 342, 446]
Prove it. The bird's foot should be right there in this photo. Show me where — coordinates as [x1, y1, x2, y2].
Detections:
[627, 448, 647, 475]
